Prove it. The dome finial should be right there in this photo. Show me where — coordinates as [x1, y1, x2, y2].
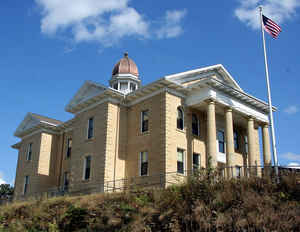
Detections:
[124, 52, 128, 57]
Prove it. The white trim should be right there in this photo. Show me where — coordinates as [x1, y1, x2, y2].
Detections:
[185, 87, 269, 123]
[20, 128, 59, 140]
[127, 87, 185, 107]
[111, 73, 140, 81]
[217, 129, 227, 163]
[165, 64, 243, 91]
[177, 148, 186, 175]
[65, 81, 107, 112]
[139, 151, 149, 176]
[76, 97, 120, 115]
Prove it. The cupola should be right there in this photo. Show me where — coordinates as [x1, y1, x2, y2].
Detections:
[109, 52, 141, 94]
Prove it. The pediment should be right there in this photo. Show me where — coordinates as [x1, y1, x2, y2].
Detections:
[166, 64, 243, 91]
[65, 81, 107, 112]
[14, 113, 42, 137]
[14, 113, 62, 137]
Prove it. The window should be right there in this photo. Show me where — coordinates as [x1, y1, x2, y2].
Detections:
[218, 130, 225, 153]
[87, 117, 94, 139]
[23, 176, 29, 195]
[234, 131, 239, 151]
[66, 138, 72, 158]
[140, 151, 148, 176]
[244, 135, 248, 154]
[193, 153, 200, 171]
[177, 107, 184, 130]
[26, 143, 32, 161]
[113, 83, 118, 90]
[192, 114, 199, 136]
[120, 82, 128, 91]
[130, 83, 136, 91]
[177, 148, 185, 174]
[83, 156, 91, 180]
[63, 172, 69, 191]
[235, 166, 242, 178]
[141, 110, 149, 133]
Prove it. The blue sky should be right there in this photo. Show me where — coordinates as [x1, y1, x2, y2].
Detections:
[1, 0, 300, 185]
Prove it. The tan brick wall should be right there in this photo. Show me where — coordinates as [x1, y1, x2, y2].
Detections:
[126, 92, 165, 182]
[59, 130, 73, 189]
[14, 133, 41, 200]
[68, 102, 108, 194]
[13, 91, 264, 199]
[13, 132, 61, 200]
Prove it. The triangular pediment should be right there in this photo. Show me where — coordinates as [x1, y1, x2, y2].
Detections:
[165, 64, 243, 91]
[14, 113, 62, 138]
[65, 81, 107, 113]
[14, 113, 40, 136]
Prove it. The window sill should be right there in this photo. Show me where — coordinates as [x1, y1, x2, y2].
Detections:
[85, 137, 94, 143]
[140, 174, 149, 177]
[176, 129, 186, 134]
[192, 134, 201, 139]
[176, 172, 186, 177]
[82, 179, 91, 182]
[140, 131, 150, 136]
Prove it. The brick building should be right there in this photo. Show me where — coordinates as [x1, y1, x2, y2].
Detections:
[12, 53, 273, 200]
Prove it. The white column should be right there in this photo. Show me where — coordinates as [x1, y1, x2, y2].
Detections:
[207, 100, 217, 168]
[225, 108, 234, 178]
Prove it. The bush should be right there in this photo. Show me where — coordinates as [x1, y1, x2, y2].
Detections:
[0, 171, 300, 231]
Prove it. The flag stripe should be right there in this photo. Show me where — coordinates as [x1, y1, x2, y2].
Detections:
[262, 15, 282, 38]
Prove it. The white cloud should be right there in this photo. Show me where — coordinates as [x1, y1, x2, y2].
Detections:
[35, 0, 187, 46]
[287, 162, 300, 168]
[156, 9, 187, 39]
[0, 172, 6, 185]
[281, 152, 300, 162]
[235, 0, 300, 29]
[284, 105, 299, 114]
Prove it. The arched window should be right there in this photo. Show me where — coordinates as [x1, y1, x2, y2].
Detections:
[192, 113, 199, 136]
[177, 107, 184, 130]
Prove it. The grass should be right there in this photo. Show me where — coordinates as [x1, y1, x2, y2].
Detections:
[0, 172, 300, 231]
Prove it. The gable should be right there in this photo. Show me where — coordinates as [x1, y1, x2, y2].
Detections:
[14, 113, 40, 136]
[65, 81, 107, 113]
[165, 64, 243, 91]
[14, 113, 62, 138]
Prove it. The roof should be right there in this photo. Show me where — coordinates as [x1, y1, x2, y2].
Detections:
[14, 113, 62, 138]
[112, 53, 139, 78]
[30, 113, 63, 126]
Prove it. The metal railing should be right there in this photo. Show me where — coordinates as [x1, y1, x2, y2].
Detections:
[10, 165, 300, 203]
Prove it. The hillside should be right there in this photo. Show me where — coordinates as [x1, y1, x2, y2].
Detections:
[1, 173, 300, 232]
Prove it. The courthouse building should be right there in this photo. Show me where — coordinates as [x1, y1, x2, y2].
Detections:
[12, 53, 273, 200]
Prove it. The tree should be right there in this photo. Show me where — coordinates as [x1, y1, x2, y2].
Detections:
[0, 184, 14, 199]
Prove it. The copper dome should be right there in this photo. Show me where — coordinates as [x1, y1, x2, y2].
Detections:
[112, 52, 139, 77]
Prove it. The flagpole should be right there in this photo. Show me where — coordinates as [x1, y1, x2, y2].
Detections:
[259, 6, 279, 178]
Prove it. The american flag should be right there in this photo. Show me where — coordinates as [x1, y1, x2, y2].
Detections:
[262, 15, 282, 38]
